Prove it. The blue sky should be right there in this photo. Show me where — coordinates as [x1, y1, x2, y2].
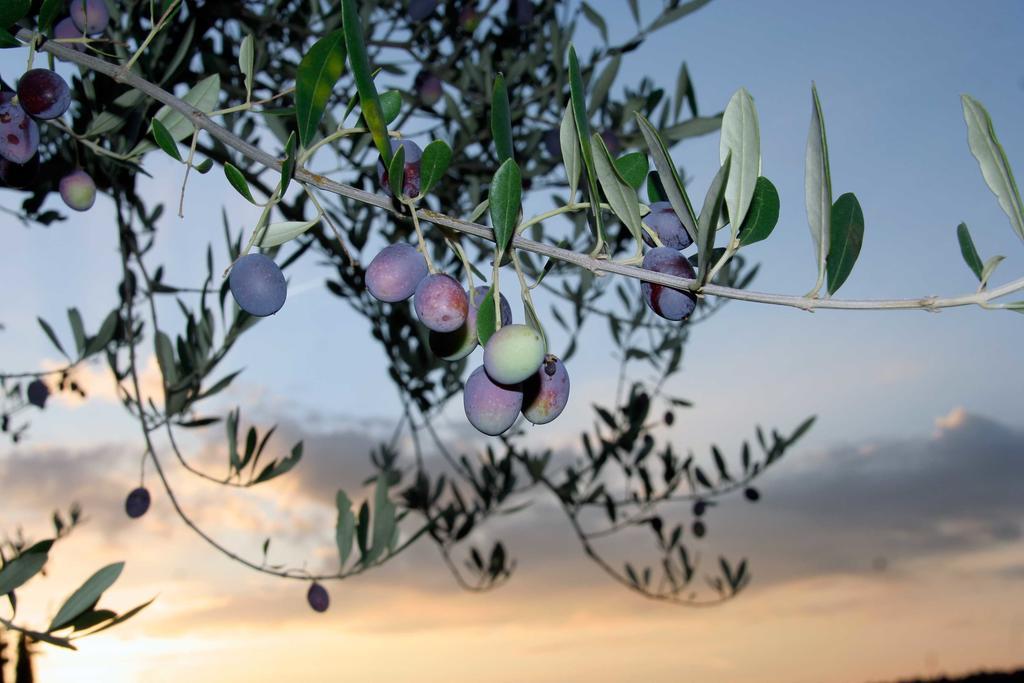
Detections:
[1, 3, 1024, 679]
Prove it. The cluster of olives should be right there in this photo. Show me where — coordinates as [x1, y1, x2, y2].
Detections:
[363, 139, 570, 436]
[0, 2, 108, 209]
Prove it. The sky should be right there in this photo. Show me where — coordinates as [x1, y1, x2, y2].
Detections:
[2, 0, 1024, 681]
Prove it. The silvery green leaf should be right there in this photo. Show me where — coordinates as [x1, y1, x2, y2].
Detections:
[335, 490, 356, 568]
[961, 95, 1024, 242]
[559, 103, 581, 198]
[805, 83, 832, 297]
[129, 75, 221, 156]
[661, 114, 722, 142]
[696, 154, 731, 285]
[979, 254, 1005, 290]
[50, 562, 124, 631]
[366, 477, 395, 565]
[719, 88, 760, 232]
[239, 35, 255, 101]
[592, 133, 643, 247]
[0, 549, 48, 596]
[257, 217, 321, 248]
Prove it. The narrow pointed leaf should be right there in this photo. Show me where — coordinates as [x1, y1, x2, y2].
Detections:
[636, 113, 698, 242]
[129, 75, 220, 156]
[646, 0, 713, 33]
[295, 30, 346, 148]
[805, 83, 832, 297]
[224, 163, 257, 204]
[50, 562, 124, 631]
[0, 550, 48, 596]
[491, 74, 513, 163]
[367, 477, 395, 565]
[278, 131, 296, 196]
[38, 317, 68, 359]
[239, 35, 255, 100]
[342, 0, 392, 165]
[489, 159, 522, 253]
[39, 0, 63, 34]
[961, 95, 1024, 242]
[979, 255, 1005, 290]
[956, 223, 983, 280]
[476, 287, 498, 345]
[257, 217, 321, 248]
[150, 118, 182, 162]
[696, 154, 732, 285]
[87, 598, 155, 635]
[592, 133, 643, 246]
[826, 192, 865, 295]
[335, 490, 356, 567]
[419, 139, 452, 195]
[559, 104, 581, 198]
[568, 45, 606, 244]
[719, 88, 760, 231]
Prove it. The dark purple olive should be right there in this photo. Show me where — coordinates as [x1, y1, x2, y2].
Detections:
[307, 582, 329, 612]
[26, 380, 49, 408]
[125, 487, 151, 518]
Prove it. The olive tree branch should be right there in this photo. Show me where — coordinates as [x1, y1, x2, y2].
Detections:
[22, 28, 1024, 314]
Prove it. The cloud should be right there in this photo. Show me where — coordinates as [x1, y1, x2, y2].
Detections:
[704, 408, 1024, 584]
[4, 406, 1023, 632]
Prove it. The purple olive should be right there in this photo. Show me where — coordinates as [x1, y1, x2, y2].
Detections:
[69, 0, 110, 34]
[600, 130, 621, 156]
[511, 0, 534, 26]
[415, 71, 443, 108]
[522, 355, 570, 425]
[414, 273, 468, 332]
[542, 128, 560, 158]
[429, 285, 512, 361]
[26, 380, 49, 408]
[54, 17, 87, 53]
[376, 139, 423, 198]
[229, 253, 287, 317]
[17, 69, 72, 120]
[0, 99, 40, 165]
[125, 487, 151, 518]
[307, 582, 329, 613]
[407, 0, 438, 21]
[642, 201, 693, 250]
[59, 169, 97, 211]
[641, 247, 697, 321]
[464, 365, 523, 436]
[365, 243, 429, 303]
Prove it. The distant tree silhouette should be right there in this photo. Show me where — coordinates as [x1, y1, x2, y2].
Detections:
[13, 634, 32, 683]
